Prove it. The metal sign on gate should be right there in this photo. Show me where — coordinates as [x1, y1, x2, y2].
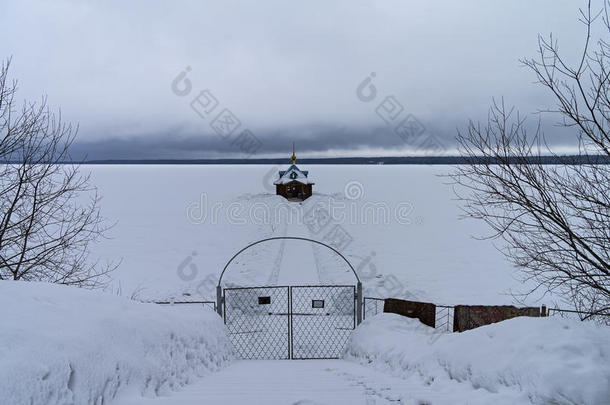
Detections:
[223, 285, 356, 360]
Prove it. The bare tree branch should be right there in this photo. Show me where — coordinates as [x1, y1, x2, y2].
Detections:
[0, 58, 118, 288]
[451, 1, 610, 319]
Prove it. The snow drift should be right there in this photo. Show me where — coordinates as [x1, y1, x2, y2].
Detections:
[0, 281, 231, 405]
[346, 313, 610, 405]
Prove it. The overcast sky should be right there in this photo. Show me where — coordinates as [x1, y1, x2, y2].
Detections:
[0, 0, 594, 159]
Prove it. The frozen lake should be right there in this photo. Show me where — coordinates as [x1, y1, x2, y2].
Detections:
[88, 164, 539, 306]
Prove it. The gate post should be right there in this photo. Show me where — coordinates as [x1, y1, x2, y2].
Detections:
[216, 285, 223, 317]
[356, 281, 363, 325]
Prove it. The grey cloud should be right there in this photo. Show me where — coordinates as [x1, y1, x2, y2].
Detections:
[68, 124, 416, 160]
[68, 118, 577, 160]
[1, 0, 592, 158]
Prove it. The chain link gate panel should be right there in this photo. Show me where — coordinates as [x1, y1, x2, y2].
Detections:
[224, 286, 290, 359]
[224, 285, 356, 360]
[290, 285, 356, 359]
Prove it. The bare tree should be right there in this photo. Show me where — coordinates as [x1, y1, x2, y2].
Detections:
[0, 58, 116, 288]
[451, 1, 610, 318]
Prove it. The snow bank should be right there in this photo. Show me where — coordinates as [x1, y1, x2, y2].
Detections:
[0, 281, 232, 405]
[346, 313, 610, 405]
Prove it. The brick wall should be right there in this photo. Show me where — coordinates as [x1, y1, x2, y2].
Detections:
[453, 305, 540, 332]
[383, 298, 436, 328]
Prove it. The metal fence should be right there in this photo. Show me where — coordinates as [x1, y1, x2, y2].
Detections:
[223, 285, 356, 360]
[290, 285, 356, 359]
[546, 307, 610, 325]
[224, 286, 290, 360]
[435, 305, 454, 332]
[363, 297, 385, 320]
[153, 300, 217, 312]
[363, 297, 453, 332]
[362, 297, 610, 330]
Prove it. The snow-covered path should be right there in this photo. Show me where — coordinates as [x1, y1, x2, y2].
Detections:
[276, 221, 320, 285]
[119, 359, 518, 405]
[117, 360, 435, 404]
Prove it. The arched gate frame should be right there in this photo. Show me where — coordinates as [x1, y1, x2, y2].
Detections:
[217, 237, 363, 359]
[217, 236, 362, 323]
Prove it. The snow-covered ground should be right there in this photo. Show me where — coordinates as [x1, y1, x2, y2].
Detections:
[116, 312, 610, 405]
[346, 313, 610, 405]
[0, 281, 231, 405]
[4, 280, 607, 405]
[89, 164, 541, 306]
[120, 359, 521, 405]
[6, 164, 605, 405]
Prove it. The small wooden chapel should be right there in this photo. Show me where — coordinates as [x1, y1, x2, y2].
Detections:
[274, 144, 314, 201]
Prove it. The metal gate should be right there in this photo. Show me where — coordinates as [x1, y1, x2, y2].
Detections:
[223, 285, 356, 359]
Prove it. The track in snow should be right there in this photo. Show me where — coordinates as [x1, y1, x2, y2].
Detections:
[118, 360, 433, 404]
[266, 221, 288, 285]
[120, 359, 519, 405]
[275, 221, 321, 286]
